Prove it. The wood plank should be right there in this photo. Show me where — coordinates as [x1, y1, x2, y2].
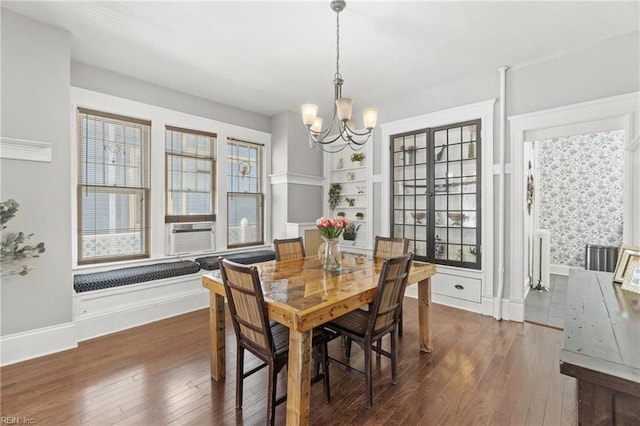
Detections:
[561, 270, 640, 426]
[417, 276, 433, 353]
[209, 292, 226, 380]
[285, 328, 313, 425]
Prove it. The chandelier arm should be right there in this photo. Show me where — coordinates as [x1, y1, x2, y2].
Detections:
[340, 134, 371, 146]
[310, 131, 347, 145]
[343, 121, 375, 137]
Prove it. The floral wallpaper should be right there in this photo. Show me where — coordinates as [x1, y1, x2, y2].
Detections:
[537, 130, 624, 267]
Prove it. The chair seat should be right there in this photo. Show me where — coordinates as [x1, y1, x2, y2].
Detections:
[326, 308, 370, 337]
[270, 322, 290, 357]
[270, 321, 338, 356]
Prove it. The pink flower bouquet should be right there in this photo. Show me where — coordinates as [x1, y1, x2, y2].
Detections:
[316, 216, 349, 240]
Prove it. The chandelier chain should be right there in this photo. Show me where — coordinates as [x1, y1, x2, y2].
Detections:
[335, 10, 341, 79]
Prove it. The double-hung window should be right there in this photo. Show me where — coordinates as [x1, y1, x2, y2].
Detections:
[165, 126, 216, 223]
[77, 108, 150, 264]
[226, 138, 264, 248]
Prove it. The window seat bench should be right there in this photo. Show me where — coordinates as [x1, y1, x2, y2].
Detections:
[73, 260, 202, 293]
[195, 249, 276, 271]
[72, 250, 276, 342]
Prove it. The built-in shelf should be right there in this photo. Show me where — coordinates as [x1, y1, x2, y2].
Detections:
[326, 143, 373, 251]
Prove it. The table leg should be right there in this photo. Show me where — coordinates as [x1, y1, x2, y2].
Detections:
[417, 277, 433, 353]
[286, 328, 312, 426]
[209, 292, 226, 380]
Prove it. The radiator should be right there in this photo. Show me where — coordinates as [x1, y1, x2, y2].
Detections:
[585, 244, 619, 272]
[533, 229, 551, 290]
[168, 222, 215, 255]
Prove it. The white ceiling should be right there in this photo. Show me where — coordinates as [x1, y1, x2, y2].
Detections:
[3, 1, 639, 119]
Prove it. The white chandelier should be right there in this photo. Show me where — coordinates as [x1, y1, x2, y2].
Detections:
[301, 0, 378, 153]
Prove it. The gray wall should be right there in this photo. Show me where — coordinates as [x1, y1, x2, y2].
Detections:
[72, 62, 270, 134]
[1, 10, 72, 335]
[270, 111, 324, 239]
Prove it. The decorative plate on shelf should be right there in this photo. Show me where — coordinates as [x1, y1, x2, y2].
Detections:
[410, 212, 426, 224]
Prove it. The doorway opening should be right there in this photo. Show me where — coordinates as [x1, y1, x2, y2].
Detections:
[524, 130, 625, 328]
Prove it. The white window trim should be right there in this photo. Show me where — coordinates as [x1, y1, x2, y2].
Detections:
[70, 87, 271, 272]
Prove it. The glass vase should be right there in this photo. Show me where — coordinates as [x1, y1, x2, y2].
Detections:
[322, 237, 342, 272]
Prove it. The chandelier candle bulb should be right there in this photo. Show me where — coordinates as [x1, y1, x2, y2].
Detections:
[336, 98, 353, 121]
[310, 117, 323, 134]
[363, 108, 378, 129]
[301, 104, 318, 126]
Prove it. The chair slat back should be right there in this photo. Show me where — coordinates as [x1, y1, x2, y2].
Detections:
[273, 237, 306, 261]
[368, 253, 414, 335]
[374, 236, 409, 259]
[219, 258, 273, 357]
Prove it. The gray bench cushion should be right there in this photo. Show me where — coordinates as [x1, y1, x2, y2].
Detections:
[74, 260, 201, 293]
[195, 250, 276, 271]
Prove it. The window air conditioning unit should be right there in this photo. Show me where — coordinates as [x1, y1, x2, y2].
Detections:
[168, 222, 215, 255]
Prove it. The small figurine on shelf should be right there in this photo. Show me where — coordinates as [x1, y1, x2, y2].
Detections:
[336, 158, 343, 169]
[345, 197, 355, 207]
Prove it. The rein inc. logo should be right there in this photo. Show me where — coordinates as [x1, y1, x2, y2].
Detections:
[1, 418, 35, 424]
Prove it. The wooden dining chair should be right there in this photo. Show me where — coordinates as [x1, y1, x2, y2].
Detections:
[219, 257, 332, 425]
[324, 253, 414, 409]
[273, 237, 305, 261]
[373, 236, 409, 337]
[374, 236, 409, 259]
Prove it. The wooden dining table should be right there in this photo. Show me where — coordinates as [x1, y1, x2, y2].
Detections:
[201, 252, 437, 425]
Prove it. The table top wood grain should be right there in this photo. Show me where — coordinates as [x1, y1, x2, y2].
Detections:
[560, 269, 640, 397]
[203, 253, 436, 333]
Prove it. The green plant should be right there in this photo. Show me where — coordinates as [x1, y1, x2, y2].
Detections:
[328, 183, 342, 210]
[342, 223, 360, 240]
[350, 152, 365, 162]
[1, 199, 46, 276]
[355, 212, 364, 220]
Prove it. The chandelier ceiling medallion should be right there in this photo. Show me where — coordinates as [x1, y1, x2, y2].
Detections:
[301, 0, 378, 153]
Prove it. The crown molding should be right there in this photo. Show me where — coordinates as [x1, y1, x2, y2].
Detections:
[0, 137, 52, 163]
[269, 172, 324, 186]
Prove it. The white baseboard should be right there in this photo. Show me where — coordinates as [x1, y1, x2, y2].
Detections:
[1, 322, 77, 367]
[503, 298, 525, 322]
[74, 275, 209, 342]
[432, 293, 483, 314]
[550, 263, 582, 276]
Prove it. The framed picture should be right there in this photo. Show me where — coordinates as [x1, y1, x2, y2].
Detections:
[613, 245, 640, 283]
[621, 256, 640, 294]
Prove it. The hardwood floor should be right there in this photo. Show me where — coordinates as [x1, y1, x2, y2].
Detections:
[1, 299, 576, 425]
